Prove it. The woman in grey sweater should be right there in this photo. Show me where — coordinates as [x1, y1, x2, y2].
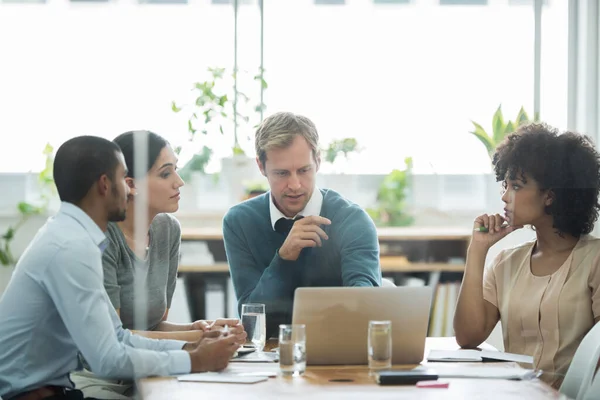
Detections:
[106, 130, 236, 339]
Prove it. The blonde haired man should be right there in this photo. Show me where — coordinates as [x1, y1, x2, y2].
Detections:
[223, 112, 382, 337]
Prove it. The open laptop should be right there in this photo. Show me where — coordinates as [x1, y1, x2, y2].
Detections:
[292, 287, 433, 365]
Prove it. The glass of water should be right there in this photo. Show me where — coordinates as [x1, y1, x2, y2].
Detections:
[241, 303, 266, 351]
[368, 320, 392, 373]
[278, 324, 306, 376]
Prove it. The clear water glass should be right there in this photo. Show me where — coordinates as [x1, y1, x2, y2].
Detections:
[368, 320, 392, 372]
[241, 303, 266, 351]
[278, 324, 306, 376]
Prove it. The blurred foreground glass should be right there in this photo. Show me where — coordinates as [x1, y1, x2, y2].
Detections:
[368, 320, 392, 372]
[279, 324, 306, 376]
[241, 303, 266, 351]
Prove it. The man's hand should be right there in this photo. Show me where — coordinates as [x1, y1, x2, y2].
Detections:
[278, 216, 331, 261]
[208, 322, 246, 345]
[186, 330, 246, 372]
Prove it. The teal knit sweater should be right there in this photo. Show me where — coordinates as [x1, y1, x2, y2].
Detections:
[223, 189, 382, 336]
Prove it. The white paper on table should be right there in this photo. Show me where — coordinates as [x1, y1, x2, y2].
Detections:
[177, 373, 268, 384]
[427, 349, 533, 364]
[422, 365, 539, 380]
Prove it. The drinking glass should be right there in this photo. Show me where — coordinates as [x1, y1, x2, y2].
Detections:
[368, 320, 392, 372]
[278, 324, 306, 376]
[241, 303, 266, 351]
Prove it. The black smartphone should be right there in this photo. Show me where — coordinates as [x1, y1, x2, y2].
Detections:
[376, 369, 439, 385]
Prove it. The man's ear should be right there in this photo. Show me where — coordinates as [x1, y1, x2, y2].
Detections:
[256, 157, 266, 177]
[98, 174, 110, 197]
[126, 177, 137, 196]
[315, 154, 321, 173]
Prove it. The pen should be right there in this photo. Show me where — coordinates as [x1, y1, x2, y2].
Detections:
[222, 325, 230, 336]
[475, 224, 509, 233]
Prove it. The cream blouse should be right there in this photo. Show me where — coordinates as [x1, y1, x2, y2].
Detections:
[483, 235, 600, 387]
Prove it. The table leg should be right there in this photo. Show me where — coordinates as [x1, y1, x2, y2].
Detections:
[183, 273, 207, 321]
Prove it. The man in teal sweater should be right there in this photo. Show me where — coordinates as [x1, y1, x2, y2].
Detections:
[223, 112, 382, 337]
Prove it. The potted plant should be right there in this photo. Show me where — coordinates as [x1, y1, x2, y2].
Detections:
[469, 105, 534, 160]
[318, 138, 362, 198]
[469, 105, 535, 207]
[323, 138, 361, 172]
[366, 157, 414, 227]
[172, 66, 267, 204]
[0, 144, 55, 295]
[242, 180, 269, 201]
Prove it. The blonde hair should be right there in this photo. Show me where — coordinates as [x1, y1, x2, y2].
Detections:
[255, 112, 320, 166]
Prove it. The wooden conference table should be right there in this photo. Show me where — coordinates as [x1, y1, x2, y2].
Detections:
[137, 337, 562, 400]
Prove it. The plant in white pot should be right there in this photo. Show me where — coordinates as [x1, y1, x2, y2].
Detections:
[318, 138, 362, 198]
[366, 157, 414, 227]
[172, 66, 267, 205]
[0, 144, 55, 295]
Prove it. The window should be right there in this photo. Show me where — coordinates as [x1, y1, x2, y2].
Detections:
[439, 0, 487, 5]
[1, 0, 45, 3]
[212, 0, 253, 4]
[263, 0, 533, 174]
[0, 2, 234, 172]
[139, 0, 187, 4]
[0, 0, 571, 176]
[315, 0, 345, 5]
[373, 0, 411, 4]
[539, 0, 567, 129]
[509, 0, 548, 5]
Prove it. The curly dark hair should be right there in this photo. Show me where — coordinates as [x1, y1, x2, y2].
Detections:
[492, 123, 600, 237]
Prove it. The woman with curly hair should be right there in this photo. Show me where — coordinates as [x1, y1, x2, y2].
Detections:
[454, 123, 600, 388]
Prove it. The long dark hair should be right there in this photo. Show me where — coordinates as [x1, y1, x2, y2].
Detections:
[113, 131, 169, 178]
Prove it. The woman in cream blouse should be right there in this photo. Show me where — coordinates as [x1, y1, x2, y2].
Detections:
[454, 123, 600, 388]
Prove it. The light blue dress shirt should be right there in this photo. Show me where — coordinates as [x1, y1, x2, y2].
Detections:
[0, 202, 191, 399]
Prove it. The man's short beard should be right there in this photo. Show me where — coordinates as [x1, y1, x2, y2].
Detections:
[108, 208, 126, 222]
[107, 182, 127, 222]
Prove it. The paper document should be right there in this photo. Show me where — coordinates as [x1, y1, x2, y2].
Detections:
[427, 349, 533, 364]
[422, 365, 540, 380]
[177, 373, 268, 384]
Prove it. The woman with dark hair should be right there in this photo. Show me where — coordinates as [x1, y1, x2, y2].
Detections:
[72, 131, 240, 399]
[454, 123, 600, 388]
[105, 130, 236, 338]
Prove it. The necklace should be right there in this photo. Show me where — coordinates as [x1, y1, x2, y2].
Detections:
[122, 232, 150, 252]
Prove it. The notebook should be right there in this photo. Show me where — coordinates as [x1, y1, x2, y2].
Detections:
[427, 349, 533, 364]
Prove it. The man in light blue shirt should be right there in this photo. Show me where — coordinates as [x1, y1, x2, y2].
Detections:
[0, 136, 244, 400]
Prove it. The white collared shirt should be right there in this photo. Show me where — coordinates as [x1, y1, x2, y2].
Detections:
[269, 187, 323, 230]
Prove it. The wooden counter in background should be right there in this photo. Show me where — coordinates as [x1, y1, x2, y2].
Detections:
[178, 226, 471, 323]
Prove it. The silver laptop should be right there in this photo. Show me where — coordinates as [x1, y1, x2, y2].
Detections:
[292, 287, 433, 365]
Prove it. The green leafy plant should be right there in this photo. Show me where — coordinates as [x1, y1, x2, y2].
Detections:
[177, 146, 213, 182]
[242, 180, 269, 199]
[366, 157, 414, 227]
[323, 138, 360, 164]
[1, 144, 55, 266]
[469, 105, 536, 159]
[172, 66, 267, 174]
